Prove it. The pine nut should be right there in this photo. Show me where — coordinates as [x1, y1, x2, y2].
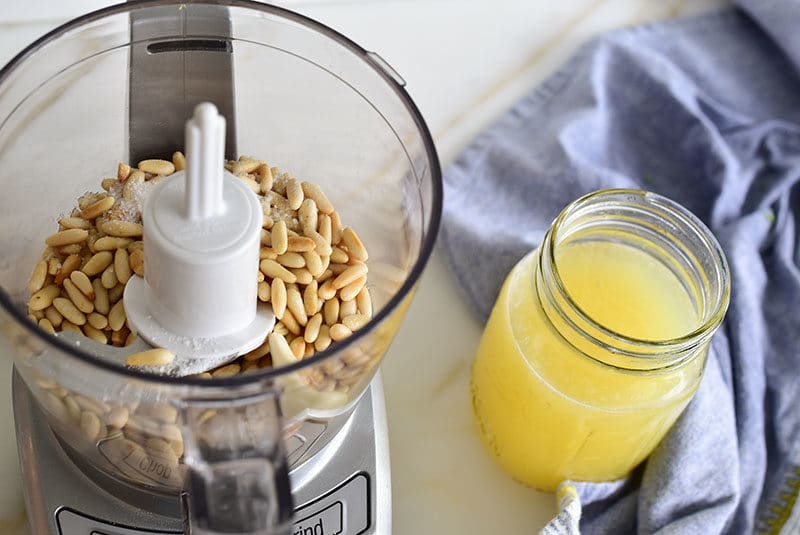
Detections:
[260, 228, 271, 246]
[298, 198, 318, 234]
[82, 251, 113, 276]
[339, 298, 357, 320]
[314, 325, 331, 352]
[126, 348, 175, 367]
[303, 250, 324, 278]
[318, 279, 337, 300]
[129, 248, 144, 277]
[290, 268, 313, 285]
[59, 244, 83, 255]
[290, 336, 306, 359]
[64, 396, 81, 423]
[94, 236, 132, 251]
[115, 248, 132, 284]
[80, 411, 103, 441]
[330, 246, 349, 264]
[307, 230, 332, 256]
[258, 164, 273, 193]
[269, 332, 296, 367]
[93, 279, 110, 315]
[110, 327, 127, 347]
[258, 281, 270, 302]
[212, 363, 241, 377]
[356, 287, 373, 318]
[80, 196, 115, 219]
[45, 306, 63, 328]
[323, 298, 339, 326]
[231, 157, 261, 175]
[87, 312, 108, 330]
[260, 259, 296, 283]
[271, 220, 288, 255]
[47, 257, 60, 276]
[54, 254, 81, 285]
[273, 322, 289, 336]
[118, 162, 132, 180]
[53, 297, 86, 326]
[29, 261, 47, 294]
[108, 300, 126, 331]
[45, 228, 88, 247]
[101, 178, 117, 191]
[332, 262, 368, 290]
[241, 176, 260, 194]
[330, 211, 343, 244]
[342, 350, 371, 368]
[83, 324, 108, 344]
[343, 313, 370, 331]
[138, 159, 175, 175]
[286, 178, 304, 210]
[69, 271, 95, 299]
[319, 214, 332, 243]
[59, 217, 91, 230]
[108, 283, 125, 304]
[38, 318, 56, 334]
[122, 171, 144, 200]
[287, 236, 315, 252]
[60, 321, 83, 335]
[277, 252, 305, 269]
[104, 406, 129, 428]
[341, 227, 368, 261]
[303, 281, 319, 316]
[172, 151, 186, 171]
[245, 338, 271, 361]
[64, 279, 94, 314]
[125, 331, 137, 346]
[340, 275, 367, 302]
[29, 285, 60, 311]
[100, 220, 143, 238]
[281, 308, 302, 335]
[301, 182, 334, 214]
[271, 278, 287, 319]
[286, 285, 308, 326]
[304, 313, 322, 343]
[329, 323, 352, 341]
[101, 264, 118, 289]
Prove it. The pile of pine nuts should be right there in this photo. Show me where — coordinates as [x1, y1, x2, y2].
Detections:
[26, 152, 374, 386]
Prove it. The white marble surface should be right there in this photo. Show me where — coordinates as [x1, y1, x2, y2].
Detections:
[0, 0, 731, 533]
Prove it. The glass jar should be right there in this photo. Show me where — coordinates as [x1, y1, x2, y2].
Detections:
[471, 189, 730, 491]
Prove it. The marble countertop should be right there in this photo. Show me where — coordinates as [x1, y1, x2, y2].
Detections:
[0, 0, 730, 533]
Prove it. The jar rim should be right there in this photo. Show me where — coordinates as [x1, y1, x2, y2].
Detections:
[542, 188, 731, 361]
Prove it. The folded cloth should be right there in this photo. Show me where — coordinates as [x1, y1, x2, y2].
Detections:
[441, 2, 800, 533]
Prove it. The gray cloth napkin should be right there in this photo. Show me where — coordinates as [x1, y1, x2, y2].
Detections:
[441, 2, 800, 533]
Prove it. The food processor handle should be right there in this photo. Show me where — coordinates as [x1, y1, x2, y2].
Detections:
[180, 388, 294, 534]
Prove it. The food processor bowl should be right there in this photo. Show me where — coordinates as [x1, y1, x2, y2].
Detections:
[0, 1, 441, 533]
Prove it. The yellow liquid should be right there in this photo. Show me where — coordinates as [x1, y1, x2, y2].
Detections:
[471, 241, 707, 491]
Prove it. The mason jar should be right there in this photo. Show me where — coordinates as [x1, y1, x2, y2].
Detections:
[471, 189, 731, 491]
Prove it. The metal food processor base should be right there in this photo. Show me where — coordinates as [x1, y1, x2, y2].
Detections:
[13, 370, 390, 535]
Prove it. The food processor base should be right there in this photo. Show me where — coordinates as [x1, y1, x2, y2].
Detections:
[12, 369, 390, 535]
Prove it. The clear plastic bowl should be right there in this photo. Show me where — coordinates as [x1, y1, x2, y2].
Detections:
[0, 1, 441, 532]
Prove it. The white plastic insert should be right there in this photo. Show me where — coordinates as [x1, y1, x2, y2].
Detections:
[124, 103, 274, 374]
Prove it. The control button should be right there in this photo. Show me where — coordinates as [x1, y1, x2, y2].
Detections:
[293, 473, 370, 535]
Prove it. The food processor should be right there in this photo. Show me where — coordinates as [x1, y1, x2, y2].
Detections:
[0, 1, 441, 533]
